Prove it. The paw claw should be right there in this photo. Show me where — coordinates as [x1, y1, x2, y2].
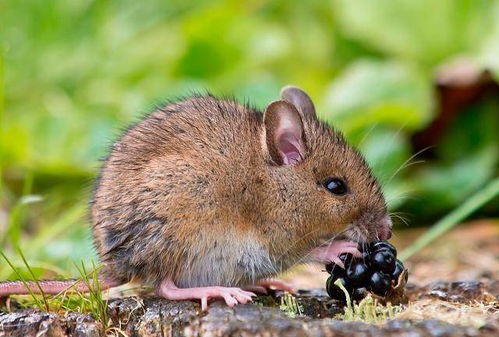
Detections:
[330, 256, 345, 269]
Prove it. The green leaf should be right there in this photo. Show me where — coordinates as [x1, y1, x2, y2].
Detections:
[355, 128, 412, 210]
[406, 146, 498, 215]
[438, 93, 499, 162]
[322, 60, 434, 134]
[332, 0, 498, 65]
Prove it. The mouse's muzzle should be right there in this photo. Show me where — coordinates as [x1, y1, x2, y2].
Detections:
[350, 212, 393, 242]
[377, 216, 393, 240]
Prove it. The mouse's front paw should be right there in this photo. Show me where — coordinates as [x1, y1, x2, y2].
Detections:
[244, 278, 296, 294]
[310, 240, 361, 268]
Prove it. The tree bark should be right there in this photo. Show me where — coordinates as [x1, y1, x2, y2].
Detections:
[1, 282, 498, 337]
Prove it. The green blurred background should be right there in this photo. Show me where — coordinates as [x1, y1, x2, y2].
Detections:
[1, 0, 498, 278]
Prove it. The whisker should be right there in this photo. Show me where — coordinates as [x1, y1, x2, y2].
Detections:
[357, 123, 378, 148]
[392, 160, 426, 177]
[386, 189, 418, 206]
[387, 146, 433, 183]
[275, 227, 322, 264]
[377, 123, 408, 182]
[393, 215, 410, 227]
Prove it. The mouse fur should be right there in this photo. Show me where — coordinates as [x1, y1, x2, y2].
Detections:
[91, 87, 390, 290]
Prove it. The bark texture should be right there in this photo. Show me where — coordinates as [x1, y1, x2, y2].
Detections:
[1, 282, 498, 337]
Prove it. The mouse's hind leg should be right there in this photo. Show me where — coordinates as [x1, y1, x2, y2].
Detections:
[157, 279, 256, 311]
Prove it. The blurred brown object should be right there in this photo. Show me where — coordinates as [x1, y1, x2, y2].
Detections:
[412, 59, 499, 158]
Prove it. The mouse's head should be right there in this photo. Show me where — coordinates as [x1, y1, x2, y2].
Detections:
[260, 86, 392, 246]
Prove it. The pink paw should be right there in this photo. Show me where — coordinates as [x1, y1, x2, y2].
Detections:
[258, 278, 295, 293]
[158, 280, 256, 311]
[244, 278, 296, 294]
[311, 240, 361, 268]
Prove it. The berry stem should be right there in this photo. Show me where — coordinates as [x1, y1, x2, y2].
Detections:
[399, 177, 499, 261]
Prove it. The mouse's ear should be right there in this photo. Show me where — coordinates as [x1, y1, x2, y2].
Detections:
[280, 85, 316, 121]
[263, 100, 306, 166]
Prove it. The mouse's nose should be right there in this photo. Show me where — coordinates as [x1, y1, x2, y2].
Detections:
[379, 216, 393, 240]
[381, 229, 392, 240]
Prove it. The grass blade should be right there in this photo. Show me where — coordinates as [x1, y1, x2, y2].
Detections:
[0, 251, 44, 310]
[73, 261, 109, 326]
[17, 249, 50, 311]
[399, 177, 499, 261]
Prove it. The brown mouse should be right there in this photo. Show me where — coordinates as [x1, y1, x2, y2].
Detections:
[0, 86, 392, 310]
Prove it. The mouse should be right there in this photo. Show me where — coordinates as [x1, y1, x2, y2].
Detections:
[0, 86, 392, 310]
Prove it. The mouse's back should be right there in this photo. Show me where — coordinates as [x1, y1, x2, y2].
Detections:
[91, 95, 270, 287]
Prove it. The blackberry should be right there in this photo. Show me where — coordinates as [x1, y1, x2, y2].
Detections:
[345, 261, 370, 287]
[351, 287, 368, 302]
[324, 240, 407, 301]
[371, 249, 396, 274]
[326, 276, 352, 302]
[391, 259, 407, 284]
[325, 262, 345, 278]
[370, 241, 397, 256]
[368, 271, 391, 296]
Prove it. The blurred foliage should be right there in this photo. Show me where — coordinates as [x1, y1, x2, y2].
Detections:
[0, 0, 498, 278]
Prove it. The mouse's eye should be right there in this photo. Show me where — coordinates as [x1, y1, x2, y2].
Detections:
[323, 178, 348, 195]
